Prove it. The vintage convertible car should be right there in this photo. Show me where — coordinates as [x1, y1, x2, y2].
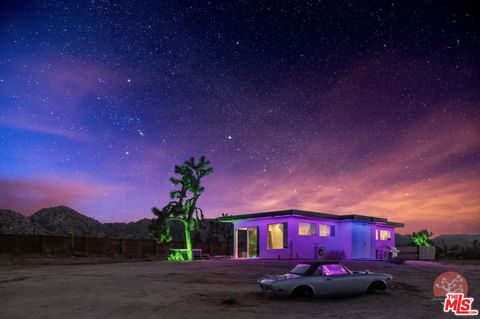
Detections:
[257, 261, 393, 297]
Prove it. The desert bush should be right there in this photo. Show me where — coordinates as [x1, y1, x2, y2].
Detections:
[167, 249, 187, 262]
[390, 257, 405, 264]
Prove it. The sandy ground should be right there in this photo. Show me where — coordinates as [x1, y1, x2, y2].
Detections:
[0, 259, 479, 319]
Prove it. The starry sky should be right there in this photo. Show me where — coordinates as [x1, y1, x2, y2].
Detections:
[0, 1, 479, 235]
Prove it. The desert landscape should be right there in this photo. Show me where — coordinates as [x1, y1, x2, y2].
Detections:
[1, 259, 478, 319]
[1, 1, 479, 319]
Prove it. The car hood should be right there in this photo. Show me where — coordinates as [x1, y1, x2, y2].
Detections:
[259, 273, 300, 283]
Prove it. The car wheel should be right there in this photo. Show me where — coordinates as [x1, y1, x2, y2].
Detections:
[291, 286, 314, 298]
[367, 281, 387, 293]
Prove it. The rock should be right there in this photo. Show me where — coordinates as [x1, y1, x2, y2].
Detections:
[220, 297, 238, 305]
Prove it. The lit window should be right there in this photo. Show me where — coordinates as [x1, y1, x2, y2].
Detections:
[298, 222, 316, 236]
[379, 230, 391, 241]
[319, 224, 335, 237]
[268, 223, 287, 249]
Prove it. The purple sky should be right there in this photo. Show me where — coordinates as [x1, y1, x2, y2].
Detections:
[0, 1, 479, 234]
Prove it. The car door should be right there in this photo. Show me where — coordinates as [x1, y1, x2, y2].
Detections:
[321, 264, 358, 296]
[323, 274, 356, 295]
[308, 268, 326, 296]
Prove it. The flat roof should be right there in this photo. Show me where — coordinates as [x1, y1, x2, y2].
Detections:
[217, 209, 404, 227]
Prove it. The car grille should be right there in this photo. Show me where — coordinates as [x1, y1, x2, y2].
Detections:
[260, 284, 272, 291]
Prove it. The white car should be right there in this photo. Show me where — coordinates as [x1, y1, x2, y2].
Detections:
[257, 261, 393, 297]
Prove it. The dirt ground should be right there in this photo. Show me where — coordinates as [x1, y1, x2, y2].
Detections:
[0, 259, 479, 319]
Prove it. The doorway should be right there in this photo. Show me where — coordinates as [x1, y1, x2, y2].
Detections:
[352, 223, 373, 259]
[236, 227, 259, 258]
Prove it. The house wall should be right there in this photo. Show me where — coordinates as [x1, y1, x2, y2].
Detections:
[233, 216, 352, 259]
[337, 221, 353, 259]
[233, 216, 292, 259]
[290, 216, 345, 259]
[232, 216, 398, 260]
[374, 224, 396, 259]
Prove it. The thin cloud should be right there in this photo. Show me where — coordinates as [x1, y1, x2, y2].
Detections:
[0, 118, 88, 142]
[0, 176, 120, 215]
[203, 109, 480, 234]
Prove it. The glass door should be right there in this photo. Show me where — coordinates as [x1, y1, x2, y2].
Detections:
[237, 227, 259, 258]
[247, 227, 258, 258]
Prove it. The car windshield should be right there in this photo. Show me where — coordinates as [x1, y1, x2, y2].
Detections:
[322, 264, 351, 276]
[289, 264, 311, 275]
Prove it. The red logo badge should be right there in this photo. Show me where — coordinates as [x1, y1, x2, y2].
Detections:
[433, 272, 478, 316]
[433, 272, 468, 297]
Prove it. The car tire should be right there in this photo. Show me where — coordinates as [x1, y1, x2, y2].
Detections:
[367, 281, 387, 293]
[291, 286, 314, 298]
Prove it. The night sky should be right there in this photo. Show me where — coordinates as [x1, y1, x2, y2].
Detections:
[1, 1, 479, 234]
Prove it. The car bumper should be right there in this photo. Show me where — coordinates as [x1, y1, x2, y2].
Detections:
[258, 283, 291, 297]
[258, 283, 275, 295]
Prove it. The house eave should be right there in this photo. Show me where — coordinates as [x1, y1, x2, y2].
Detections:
[217, 209, 404, 228]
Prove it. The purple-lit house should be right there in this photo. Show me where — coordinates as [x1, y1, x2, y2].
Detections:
[218, 209, 404, 260]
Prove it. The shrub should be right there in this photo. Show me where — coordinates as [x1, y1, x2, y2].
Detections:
[167, 249, 185, 262]
[390, 257, 405, 264]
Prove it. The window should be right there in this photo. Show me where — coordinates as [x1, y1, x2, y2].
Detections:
[289, 264, 311, 275]
[379, 230, 391, 241]
[313, 266, 323, 276]
[268, 223, 287, 249]
[322, 264, 350, 276]
[319, 224, 335, 237]
[298, 222, 316, 236]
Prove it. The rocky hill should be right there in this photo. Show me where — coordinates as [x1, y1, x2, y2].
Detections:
[31, 206, 106, 237]
[0, 209, 46, 235]
[103, 219, 151, 239]
[0, 206, 232, 241]
[395, 232, 480, 249]
[4, 206, 474, 247]
[433, 233, 480, 249]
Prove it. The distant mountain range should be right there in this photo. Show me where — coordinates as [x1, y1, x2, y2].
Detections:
[395, 233, 480, 248]
[0, 206, 232, 242]
[1, 206, 477, 248]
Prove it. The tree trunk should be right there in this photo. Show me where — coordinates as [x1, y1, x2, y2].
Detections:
[183, 220, 193, 261]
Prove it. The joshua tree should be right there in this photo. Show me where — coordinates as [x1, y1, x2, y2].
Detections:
[149, 156, 213, 261]
[411, 229, 434, 247]
[435, 274, 466, 294]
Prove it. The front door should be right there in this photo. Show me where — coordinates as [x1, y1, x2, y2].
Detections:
[247, 227, 258, 257]
[352, 223, 373, 259]
[237, 229, 248, 258]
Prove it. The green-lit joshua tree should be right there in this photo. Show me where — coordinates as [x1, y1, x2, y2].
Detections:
[149, 156, 213, 261]
[411, 229, 434, 247]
